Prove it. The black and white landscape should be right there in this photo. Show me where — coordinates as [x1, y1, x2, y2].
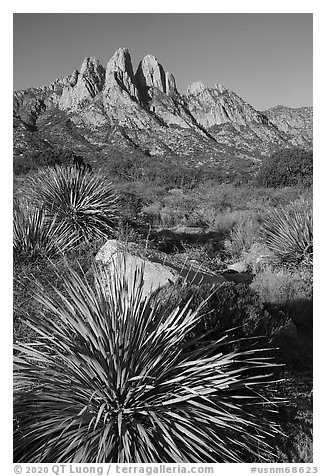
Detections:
[13, 13, 313, 464]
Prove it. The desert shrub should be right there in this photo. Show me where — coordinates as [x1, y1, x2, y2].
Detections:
[140, 202, 163, 226]
[250, 268, 313, 326]
[241, 242, 273, 273]
[13, 236, 105, 344]
[25, 165, 120, 242]
[261, 200, 313, 266]
[159, 162, 207, 189]
[140, 190, 200, 228]
[196, 182, 311, 217]
[256, 147, 313, 188]
[13, 148, 91, 176]
[223, 214, 261, 261]
[14, 261, 281, 463]
[250, 267, 313, 370]
[105, 150, 150, 181]
[251, 268, 313, 307]
[106, 152, 207, 189]
[156, 281, 279, 343]
[13, 200, 77, 264]
[117, 190, 144, 226]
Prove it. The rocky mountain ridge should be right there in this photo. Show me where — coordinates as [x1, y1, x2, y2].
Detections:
[13, 47, 313, 173]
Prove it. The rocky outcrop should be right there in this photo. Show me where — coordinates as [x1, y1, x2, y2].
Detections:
[59, 57, 105, 110]
[166, 72, 177, 95]
[186, 81, 206, 96]
[263, 105, 313, 146]
[69, 70, 79, 87]
[186, 81, 271, 129]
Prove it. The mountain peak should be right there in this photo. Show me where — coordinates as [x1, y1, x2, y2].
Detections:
[105, 47, 134, 79]
[135, 54, 168, 102]
[80, 57, 104, 75]
[58, 56, 105, 110]
[13, 46, 312, 166]
[105, 47, 138, 99]
[186, 81, 206, 96]
[214, 83, 227, 94]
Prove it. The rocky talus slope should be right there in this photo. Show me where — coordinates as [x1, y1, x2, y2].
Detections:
[13, 47, 312, 171]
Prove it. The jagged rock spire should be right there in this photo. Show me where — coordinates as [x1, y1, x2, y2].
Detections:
[104, 47, 139, 100]
[135, 54, 178, 103]
[59, 57, 105, 110]
[165, 72, 177, 94]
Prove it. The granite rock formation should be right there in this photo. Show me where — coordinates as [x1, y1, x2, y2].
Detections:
[59, 57, 106, 110]
[95, 240, 178, 299]
[13, 47, 313, 173]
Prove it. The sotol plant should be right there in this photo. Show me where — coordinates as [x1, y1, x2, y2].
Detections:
[26, 165, 120, 242]
[13, 200, 77, 263]
[261, 201, 313, 266]
[14, 260, 281, 463]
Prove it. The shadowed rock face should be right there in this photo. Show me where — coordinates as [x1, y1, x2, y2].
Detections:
[13, 46, 312, 166]
[105, 47, 139, 100]
[165, 72, 177, 95]
[135, 54, 168, 103]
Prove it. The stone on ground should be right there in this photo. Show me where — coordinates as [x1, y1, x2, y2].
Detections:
[95, 239, 177, 299]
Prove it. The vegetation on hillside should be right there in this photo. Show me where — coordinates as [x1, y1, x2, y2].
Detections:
[13, 148, 91, 176]
[13, 145, 313, 463]
[256, 147, 313, 188]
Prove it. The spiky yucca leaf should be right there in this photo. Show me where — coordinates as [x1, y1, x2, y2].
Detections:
[261, 202, 313, 266]
[13, 200, 77, 263]
[26, 165, 120, 242]
[14, 259, 281, 463]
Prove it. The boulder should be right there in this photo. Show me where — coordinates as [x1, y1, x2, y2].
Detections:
[222, 262, 254, 284]
[226, 261, 250, 273]
[95, 240, 178, 299]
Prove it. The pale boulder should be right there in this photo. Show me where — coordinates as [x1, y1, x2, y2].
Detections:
[95, 240, 177, 299]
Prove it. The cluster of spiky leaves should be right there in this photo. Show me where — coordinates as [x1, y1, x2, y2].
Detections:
[25, 165, 120, 242]
[261, 201, 313, 266]
[13, 199, 77, 263]
[14, 259, 281, 463]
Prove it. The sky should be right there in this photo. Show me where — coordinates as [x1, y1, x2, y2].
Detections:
[13, 13, 312, 110]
